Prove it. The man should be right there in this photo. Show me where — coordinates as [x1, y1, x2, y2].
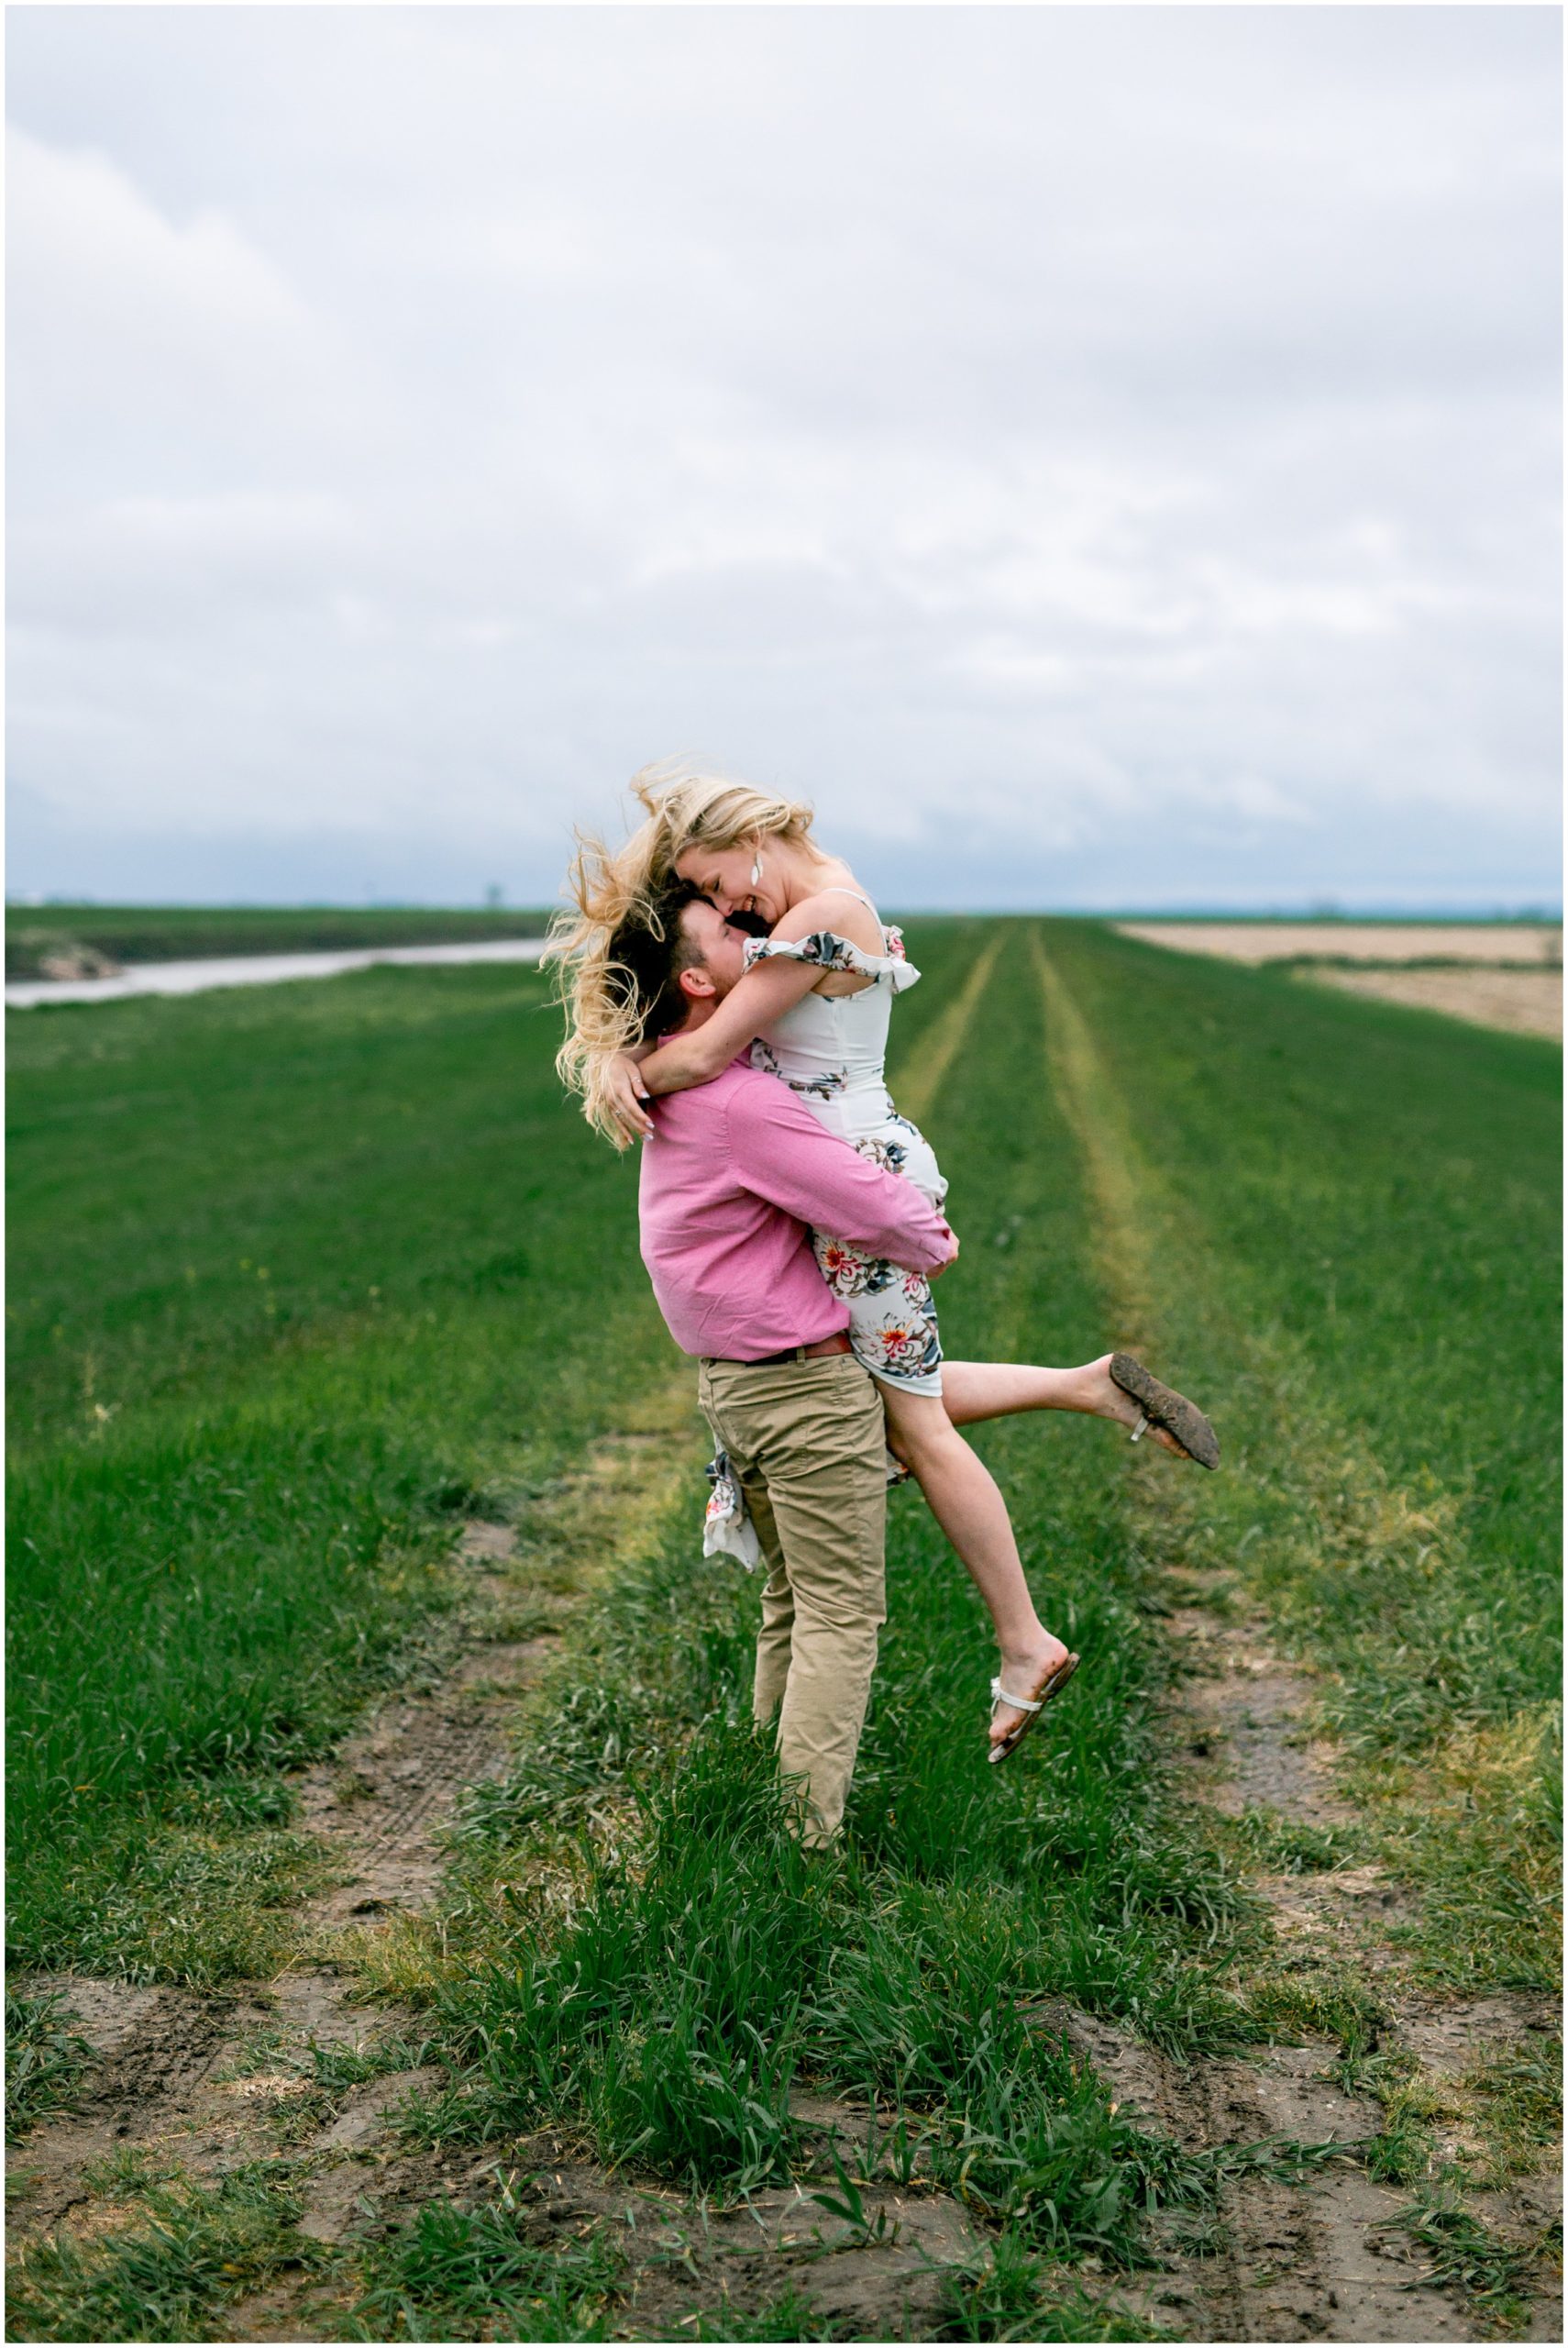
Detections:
[631, 892, 957, 1846]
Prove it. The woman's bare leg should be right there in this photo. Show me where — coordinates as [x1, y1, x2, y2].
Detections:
[942, 1353, 1185, 1455]
[877, 1381, 1069, 1750]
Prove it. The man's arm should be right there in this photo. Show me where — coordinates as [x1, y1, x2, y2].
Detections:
[723, 1077, 956, 1274]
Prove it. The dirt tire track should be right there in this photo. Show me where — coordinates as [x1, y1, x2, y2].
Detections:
[1057, 1576, 1561, 2342]
[7, 1422, 700, 2316]
[6, 1518, 543, 2267]
[1032, 927, 1562, 2343]
[890, 925, 1007, 1126]
[8, 1424, 988, 2344]
[294, 1634, 556, 1930]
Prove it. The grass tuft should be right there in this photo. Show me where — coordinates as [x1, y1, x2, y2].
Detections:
[1384, 2188, 1552, 2336]
[346, 2191, 623, 2342]
[5, 1989, 96, 2143]
[6, 2162, 326, 2343]
[940, 2237, 1172, 2342]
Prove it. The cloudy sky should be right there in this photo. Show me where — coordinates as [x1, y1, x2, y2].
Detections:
[7, 5, 1561, 911]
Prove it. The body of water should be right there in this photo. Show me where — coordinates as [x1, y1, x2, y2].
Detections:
[6, 936, 551, 1009]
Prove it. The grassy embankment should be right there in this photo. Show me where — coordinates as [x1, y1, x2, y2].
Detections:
[7, 921, 1559, 2340]
[5, 905, 548, 980]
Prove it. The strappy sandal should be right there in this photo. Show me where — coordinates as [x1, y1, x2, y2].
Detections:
[988, 1651, 1080, 1766]
[1110, 1353, 1220, 1470]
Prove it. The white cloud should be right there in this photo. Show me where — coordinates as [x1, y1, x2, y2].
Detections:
[7, 126, 304, 336]
[5, 6, 1560, 908]
[6, 127, 338, 466]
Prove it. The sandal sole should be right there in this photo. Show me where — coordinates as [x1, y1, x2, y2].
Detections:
[988, 1651, 1080, 1766]
[1109, 1354, 1220, 1470]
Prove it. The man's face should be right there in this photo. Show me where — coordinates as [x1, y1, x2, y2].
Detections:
[677, 897, 749, 1002]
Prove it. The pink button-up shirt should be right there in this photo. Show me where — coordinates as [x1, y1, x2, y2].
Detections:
[637, 1056, 955, 1361]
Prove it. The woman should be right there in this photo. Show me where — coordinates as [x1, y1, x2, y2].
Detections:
[551, 763, 1219, 1759]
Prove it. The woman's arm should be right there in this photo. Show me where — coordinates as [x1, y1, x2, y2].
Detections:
[600, 885, 884, 1143]
[600, 953, 819, 1145]
[635, 889, 882, 1097]
[639, 953, 821, 1093]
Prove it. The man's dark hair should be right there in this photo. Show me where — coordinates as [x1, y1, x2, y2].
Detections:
[604, 880, 706, 1045]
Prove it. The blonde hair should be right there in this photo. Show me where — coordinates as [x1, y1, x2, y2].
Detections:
[547, 760, 817, 1144]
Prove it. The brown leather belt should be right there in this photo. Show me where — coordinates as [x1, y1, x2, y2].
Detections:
[702, 1332, 854, 1368]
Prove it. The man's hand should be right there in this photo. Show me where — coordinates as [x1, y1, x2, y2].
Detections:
[929, 1228, 959, 1280]
[605, 1053, 656, 1145]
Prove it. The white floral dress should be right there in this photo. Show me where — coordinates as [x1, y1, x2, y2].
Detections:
[742, 907, 948, 1398]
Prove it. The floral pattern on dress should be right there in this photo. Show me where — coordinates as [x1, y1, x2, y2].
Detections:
[816, 1238, 875, 1298]
[743, 930, 884, 980]
[801, 1126, 947, 1391]
[852, 1135, 909, 1181]
[810, 1187, 942, 1380]
[737, 917, 944, 1396]
[864, 1299, 943, 1380]
[752, 1036, 848, 1100]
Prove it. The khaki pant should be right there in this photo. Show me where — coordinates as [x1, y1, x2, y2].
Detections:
[697, 1352, 888, 1846]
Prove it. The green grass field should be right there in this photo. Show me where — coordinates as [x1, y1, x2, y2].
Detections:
[5, 903, 549, 980]
[7, 921, 1560, 2339]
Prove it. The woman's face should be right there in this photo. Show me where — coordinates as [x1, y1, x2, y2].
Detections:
[673, 836, 778, 925]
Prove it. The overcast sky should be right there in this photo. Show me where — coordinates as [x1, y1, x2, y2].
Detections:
[7, 5, 1561, 911]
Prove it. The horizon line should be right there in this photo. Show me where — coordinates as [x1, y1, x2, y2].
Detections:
[6, 896, 1562, 923]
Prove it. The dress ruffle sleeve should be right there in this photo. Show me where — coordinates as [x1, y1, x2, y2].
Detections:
[742, 927, 922, 993]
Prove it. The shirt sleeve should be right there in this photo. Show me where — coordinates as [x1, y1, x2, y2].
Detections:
[723, 1077, 956, 1273]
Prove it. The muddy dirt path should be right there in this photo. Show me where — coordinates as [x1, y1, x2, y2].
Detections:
[6, 1514, 550, 2317]
[1088, 1546, 1562, 2343]
[7, 1439, 985, 2343]
[14, 1513, 1557, 2343]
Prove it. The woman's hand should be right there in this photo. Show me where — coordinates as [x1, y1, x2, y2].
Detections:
[605, 1053, 656, 1145]
[929, 1227, 960, 1279]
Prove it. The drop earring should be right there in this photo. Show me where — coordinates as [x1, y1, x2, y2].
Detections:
[749, 848, 763, 885]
